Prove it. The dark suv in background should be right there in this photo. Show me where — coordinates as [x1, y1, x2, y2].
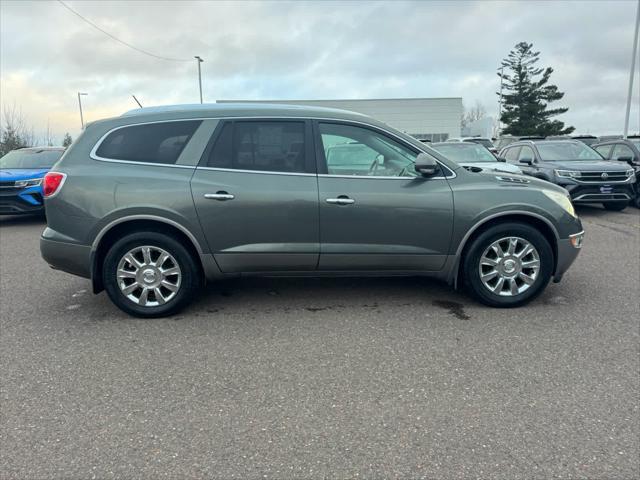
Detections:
[593, 137, 640, 208]
[500, 139, 636, 211]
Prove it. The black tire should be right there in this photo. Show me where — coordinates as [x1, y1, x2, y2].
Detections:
[603, 201, 628, 211]
[462, 222, 554, 308]
[634, 194, 640, 209]
[102, 232, 201, 318]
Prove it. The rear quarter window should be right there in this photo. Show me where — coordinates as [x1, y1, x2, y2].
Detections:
[95, 121, 202, 164]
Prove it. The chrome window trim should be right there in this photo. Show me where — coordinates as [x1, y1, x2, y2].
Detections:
[89, 116, 455, 178]
[196, 166, 316, 177]
[318, 171, 456, 180]
[89, 119, 205, 167]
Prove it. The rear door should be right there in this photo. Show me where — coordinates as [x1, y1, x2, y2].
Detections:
[314, 121, 454, 271]
[190, 119, 319, 272]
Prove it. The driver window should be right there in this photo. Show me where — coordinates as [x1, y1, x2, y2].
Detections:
[318, 123, 417, 177]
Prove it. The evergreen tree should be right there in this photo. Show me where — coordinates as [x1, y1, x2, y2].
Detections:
[498, 42, 574, 136]
[62, 132, 73, 147]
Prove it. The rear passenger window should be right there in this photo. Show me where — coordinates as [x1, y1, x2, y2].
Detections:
[95, 121, 201, 164]
[207, 121, 306, 173]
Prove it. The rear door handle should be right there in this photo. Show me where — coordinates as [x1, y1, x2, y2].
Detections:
[204, 191, 235, 201]
[326, 196, 355, 205]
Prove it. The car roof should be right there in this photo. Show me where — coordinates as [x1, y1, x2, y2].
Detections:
[506, 139, 582, 147]
[431, 142, 479, 147]
[16, 147, 65, 152]
[121, 102, 370, 121]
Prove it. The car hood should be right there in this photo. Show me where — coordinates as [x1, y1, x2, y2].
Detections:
[546, 160, 630, 171]
[0, 168, 49, 181]
[458, 161, 522, 174]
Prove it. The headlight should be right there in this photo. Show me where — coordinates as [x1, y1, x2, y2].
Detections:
[14, 178, 43, 188]
[542, 189, 576, 217]
[554, 169, 582, 179]
[626, 169, 635, 178]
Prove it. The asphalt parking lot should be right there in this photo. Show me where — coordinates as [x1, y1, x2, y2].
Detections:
[0, 206, 638, 479]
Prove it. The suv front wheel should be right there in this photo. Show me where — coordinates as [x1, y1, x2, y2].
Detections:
[463, 223, 553, 307]
[603, 201, 628, 211]
[102, 232, 201, 318]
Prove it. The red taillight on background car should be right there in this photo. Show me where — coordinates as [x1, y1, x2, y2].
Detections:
[42, 172, 67, 198]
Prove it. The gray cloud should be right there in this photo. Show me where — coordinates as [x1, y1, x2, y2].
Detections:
[1, 0, 638, 141]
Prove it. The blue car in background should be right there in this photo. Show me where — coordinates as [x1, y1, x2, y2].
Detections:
[0, 147, 65, 215]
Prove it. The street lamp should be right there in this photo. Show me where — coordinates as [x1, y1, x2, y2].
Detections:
[194, 56, 204, 104]
[77, 92, 88, 129]
[623, 0, 640, 138]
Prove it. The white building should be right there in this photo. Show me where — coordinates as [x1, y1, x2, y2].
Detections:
[217, 97, 462, 142]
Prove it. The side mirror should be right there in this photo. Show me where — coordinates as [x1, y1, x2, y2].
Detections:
[616, 156, 633, 164]
[496, 156, 507, 162]
[519, 158, 533, 165]
[414, 153, 439, 176]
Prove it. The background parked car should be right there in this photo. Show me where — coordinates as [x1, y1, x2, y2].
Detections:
[499, 139, 636, 211]
[0, 147, 65, 215]
[494, 135, 545, 151]
[431, 142, 522, 174]
[445, 137, 498, 154]
[593, 137, 640, 208]
[546, 135, 600, 146]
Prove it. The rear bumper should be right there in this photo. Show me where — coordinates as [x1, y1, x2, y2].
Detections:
[553, 231, 584, 282]
[40, 236, 92, 279]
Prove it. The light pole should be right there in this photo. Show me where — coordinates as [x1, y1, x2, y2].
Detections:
[497, 66, 504, 139]
[623, 0, 640, 138]
[194, 56, 204, 104]
[77, 92, 88, 129]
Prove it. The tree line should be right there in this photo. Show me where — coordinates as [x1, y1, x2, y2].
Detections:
[0, 106, 73, 157]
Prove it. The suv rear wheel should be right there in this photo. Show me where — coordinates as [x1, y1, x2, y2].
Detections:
[102, 232, 201, 318]
[603, 201, 628, 211]
[463, 223, 553, 307]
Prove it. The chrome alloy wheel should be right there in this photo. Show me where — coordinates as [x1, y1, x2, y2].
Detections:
[479, 237, 541, 297]
[116, 246, 181, 307]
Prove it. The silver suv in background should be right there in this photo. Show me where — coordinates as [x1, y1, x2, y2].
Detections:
[41, 104, 584, 317]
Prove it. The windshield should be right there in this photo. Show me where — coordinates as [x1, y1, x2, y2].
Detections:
[432, 143, 496, 163]
[465, 138, 494, 149]
[536, 142, 602, 161]
[0, 149, 63, 169]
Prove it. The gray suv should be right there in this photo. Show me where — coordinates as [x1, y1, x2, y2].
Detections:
[40, 104, 584, 317]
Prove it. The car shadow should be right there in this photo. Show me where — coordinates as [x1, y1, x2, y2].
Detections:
[0, 214, 46, 227]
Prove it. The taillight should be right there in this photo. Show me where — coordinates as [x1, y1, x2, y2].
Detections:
[43, 172, 67, 198]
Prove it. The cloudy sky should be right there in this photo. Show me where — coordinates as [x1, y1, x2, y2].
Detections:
[1, 0, 638, 143]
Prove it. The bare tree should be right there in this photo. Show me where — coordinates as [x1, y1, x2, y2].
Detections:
[461, 100, 487, 129]
[0, 104, 36, 156]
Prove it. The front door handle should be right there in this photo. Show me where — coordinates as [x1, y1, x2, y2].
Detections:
[204, 191, 235, 201]
[326, 196, 355, 205]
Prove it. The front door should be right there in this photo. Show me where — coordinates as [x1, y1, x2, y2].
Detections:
[315, 121, 454, 271]
[191, 119, 319, 272]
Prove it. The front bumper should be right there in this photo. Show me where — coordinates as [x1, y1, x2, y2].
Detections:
[553, 230, 584, 282]
[40, 236, 92, 279]
[562, 183, 634, 204]
[0, 187, 44, 214]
